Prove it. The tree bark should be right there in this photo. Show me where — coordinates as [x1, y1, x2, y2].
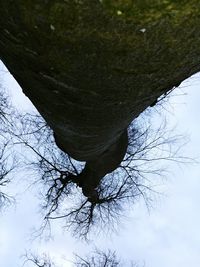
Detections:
[0, 1, 200, 169]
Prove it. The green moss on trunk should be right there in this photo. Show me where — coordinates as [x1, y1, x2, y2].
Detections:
[0, 0, 200, 161]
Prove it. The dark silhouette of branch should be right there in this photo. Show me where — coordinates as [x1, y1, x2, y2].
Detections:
[0, 141, 14, 207]
[7, 109, 189, 239]
[22, 252, 55, 267]
[22, 249, 140, 267]
[0, 88, 16, 208]
[0, 88, 10, 122]
[73, 250, 121, 267]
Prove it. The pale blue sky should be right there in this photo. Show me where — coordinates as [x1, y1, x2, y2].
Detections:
[0, 62, 200, 267]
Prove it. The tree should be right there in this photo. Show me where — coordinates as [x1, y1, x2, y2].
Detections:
[5, 110, 186, 238]
[0, 87, 15, 208]
[23, 249, 140, 267]
[0, 0, 196, 236]
[23, 252, 55, 267]
[73, 249, 142, 267]
[0, 1, 199, 192]
[0, 2, 196, 264]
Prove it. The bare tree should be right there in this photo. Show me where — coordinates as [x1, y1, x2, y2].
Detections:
[0, 3, 199, 265]
[0, 138, 15, 207]
[22, 252, 55, 267]
[0, 87, 16, 208]
[7, 107, 188, 239]
[23, 249, 139, 267]
[73, 250, 121, 267]
[0, 87, 9, 122]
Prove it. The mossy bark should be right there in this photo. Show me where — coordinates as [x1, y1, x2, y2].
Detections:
[0, 0, 200, 165]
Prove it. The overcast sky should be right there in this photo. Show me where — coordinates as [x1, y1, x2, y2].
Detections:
[0, 62, 200, 267]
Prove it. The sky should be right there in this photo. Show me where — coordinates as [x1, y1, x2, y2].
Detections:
[0, 62, 200, 267]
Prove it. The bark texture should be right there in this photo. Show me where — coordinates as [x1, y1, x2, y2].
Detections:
[0, 1, 200, 178]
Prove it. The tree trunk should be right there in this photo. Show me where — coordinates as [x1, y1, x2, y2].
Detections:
[0, 1, 200, 175]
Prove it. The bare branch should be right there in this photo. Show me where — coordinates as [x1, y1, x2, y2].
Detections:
[74, 250, 121, 267]
[0, 88, 16, 208]
[22, 252, 55, 267]
[8, 110, 189, 239]
[22, 249, 139, 267]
